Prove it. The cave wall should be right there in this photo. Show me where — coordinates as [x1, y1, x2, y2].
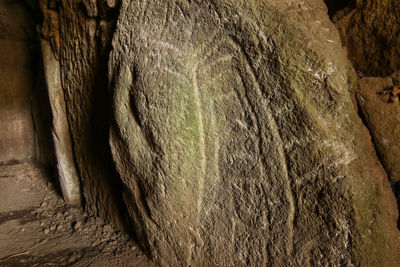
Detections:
[0, 1, 36, 163]
[333, 0, 400, 76]
[328, 0, 400, 225]
[39, 0, 129, 226]
[37, 0, 400, 265]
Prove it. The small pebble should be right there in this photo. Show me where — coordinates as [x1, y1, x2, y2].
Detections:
[43, 228, 50, 234]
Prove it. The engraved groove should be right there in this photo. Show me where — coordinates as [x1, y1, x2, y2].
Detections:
[210, 102, 220, 184]
[198, 38, 284, 260]
[193, 29, 220, 59]
[112, 63, 158, 227]
[197, 55, 233, 75]
[175, 1, 186, 19]
[192, 65, 206, 218]
[228, 36, 295, 256]
[115, 4, 300, 262]
[162, 2, 169, 27]
[207, 69, 233, 85]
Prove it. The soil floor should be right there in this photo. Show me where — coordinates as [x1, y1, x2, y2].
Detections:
[0, 162, 154, 266]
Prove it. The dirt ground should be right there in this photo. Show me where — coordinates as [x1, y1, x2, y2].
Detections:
[0, 162, 154, 266]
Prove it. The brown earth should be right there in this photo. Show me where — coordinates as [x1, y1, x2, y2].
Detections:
[0, 162, 153, 267]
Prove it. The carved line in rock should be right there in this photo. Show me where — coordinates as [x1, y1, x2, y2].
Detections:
[192, 28, 296, 258]
[116, 0, 297, 262]
[227, 35, 295, 257]
[191, 65, 206, 219]
[111, 62, 158, 228]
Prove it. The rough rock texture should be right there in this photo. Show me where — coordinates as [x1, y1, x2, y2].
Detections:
[109, 0, 400, 266]
[39, 0, 130, 227]
[0, 1, 36, 163]
[333, 0, 400, 76]
[357, 75, 400, 184]
[40, 37, 81, 206]
[356, 74, 400, 227]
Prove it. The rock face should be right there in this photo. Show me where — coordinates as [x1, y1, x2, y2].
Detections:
[40, 36, 81, 206]
[333, 0, 400, 76]
[39, 0, 130, 227]
[0, 1, 36, 163]
[108, 0, 399, 265]
[357, 75, 400, 184]
[35, 0, 81, 206]
[356, 74, 400, 226]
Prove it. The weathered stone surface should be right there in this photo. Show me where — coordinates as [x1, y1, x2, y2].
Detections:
[109, 0, 399, 265]
[40, 36, 81, 206]
[357, 75, 400, 184]
[333, 0, 400, 76]
[356, 74, 400, 228]
[45, 0, 129, 228]
[83, 0, 98, 18]
[0, 1, 36, 163]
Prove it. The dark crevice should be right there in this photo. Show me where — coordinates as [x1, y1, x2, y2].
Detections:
[87, 4, 133, 233]
[393, 181, 400, 229]
[323, 0, 355, 18]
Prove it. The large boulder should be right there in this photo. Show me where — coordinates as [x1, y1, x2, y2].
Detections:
[109, 0, 399, 265]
